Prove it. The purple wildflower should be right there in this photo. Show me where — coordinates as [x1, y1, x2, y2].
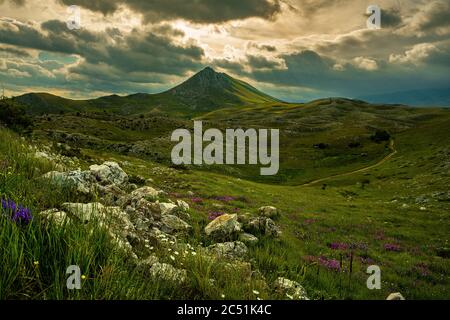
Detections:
[1, 198, 32, 225]
[191, 197, 203, 204]
[329, 242, 349, 250]
[213, 196, 235, 202]
[318, 256, 341, 272]
[384, 243, 401, 252]
[360, 257, 375, 265]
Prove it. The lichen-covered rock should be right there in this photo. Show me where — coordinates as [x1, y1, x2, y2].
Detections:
[386, 292, 405, 300]
[239, 233, 259, 244]
[208, 241, 248, 260]
[136, 255, 159, 272]
[259, 206, 279, 219]
[247, 217, 281, 237]
[176, 200, 190, 211]
[150, 263, 187, 284]
[42, 170, 95, 195]
[273, 277, 308, 300]
[39, 209, 70, 226]
[97, 184, 127, 206]
[130, 186, 161, 201]
[204, 214, 242, 241]
[61, 202, 106, 223]
[160, 215, 192, 234]
[89, 161, 128, 186]
[160, 202, 178, 215]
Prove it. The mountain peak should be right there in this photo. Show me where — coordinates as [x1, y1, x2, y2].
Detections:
[162, 66, 278, 111]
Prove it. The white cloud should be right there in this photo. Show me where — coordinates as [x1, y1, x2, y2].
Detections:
[389, 43, 438, 65]
[352, 56, 378, 71]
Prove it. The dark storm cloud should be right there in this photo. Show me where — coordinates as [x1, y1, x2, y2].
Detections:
[0, 17, 205, 94]
[0, 18, 204, 76]
[215, 48, 450, 100]
[0, 45, 31, 57]
[246, 54, 284, 70]
[56, 0, 282, 24]
[248, 42, 277, 52]
[410, 0, 450, 32]
[381, 8, 403, 28]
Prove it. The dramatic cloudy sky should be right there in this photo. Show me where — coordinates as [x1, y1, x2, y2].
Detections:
[0, 0, 449, 101]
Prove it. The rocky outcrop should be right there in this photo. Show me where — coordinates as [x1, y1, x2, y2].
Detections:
[246, 216, 282, 237]
[39, 208, 70, 226]
[42, 170, 96, 194]
[273, 277, 308, 300]
[386, 292, 405, 300]
[89, 161, 128, 186]
[259, 206, 279, 219]
[208, 241, 248, 260]
[160, 215, 192, 234]
[204, 214, 242, 241]
[239, 233, 259, 244]
[150, 263, 187, 284]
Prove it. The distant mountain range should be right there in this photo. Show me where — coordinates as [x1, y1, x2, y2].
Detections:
[11, 67, 280, 116]
[10, 67, 450, 116]
[358, 87, 450, 107]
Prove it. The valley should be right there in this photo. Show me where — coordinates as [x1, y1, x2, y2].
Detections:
[1, 67, 449, 300]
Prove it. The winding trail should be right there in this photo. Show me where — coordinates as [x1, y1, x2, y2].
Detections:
[300, 139, 397, 187]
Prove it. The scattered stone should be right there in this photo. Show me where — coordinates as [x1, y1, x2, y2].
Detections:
[386, 292, 406, 300]
[39, 209, 70, 226]
[131, 186, 161, 201]
[176, 200, 190, 211]
[204, 214, 242, 241]
[239, 233, 259, 244]
[62, 202, 105, 223]
[160, 202, 178, 215]
[247, 217, 282, 237]
[150, 263, 187, 284]
[273, 277, 309, 300]
[259, 206, 279, 219]
[42, 170, 95, 194]
[89, 161, 128, 186]
[160, 215, 192, 234]
[137, 255, 159, 270]
[208, 241, 248, 260]
[135, 198, 161, 219]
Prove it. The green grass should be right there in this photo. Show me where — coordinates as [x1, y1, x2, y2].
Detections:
[1, 96, 449, 300]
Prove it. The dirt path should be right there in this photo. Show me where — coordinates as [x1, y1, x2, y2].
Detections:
[300, 139, 397, 187]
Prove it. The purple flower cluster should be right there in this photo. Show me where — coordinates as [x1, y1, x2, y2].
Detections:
[318, 256, 341, 272]
[213, 196, 235, 202]
[384, 243, 401, 252]
[208, 211, 224, 220]
[329, 242, 349, 250]
[191, 197, 203, 204]
[1, 198, 32, 225]
[360, 257, 375, 265]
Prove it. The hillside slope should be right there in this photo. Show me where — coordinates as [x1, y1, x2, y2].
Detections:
[12, 67, 280, 116]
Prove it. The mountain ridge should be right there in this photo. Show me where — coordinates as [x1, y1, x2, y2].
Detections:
[11, 67, 281, 116]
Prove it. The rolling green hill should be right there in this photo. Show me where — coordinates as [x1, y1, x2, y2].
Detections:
[11, 67, 280, 116]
